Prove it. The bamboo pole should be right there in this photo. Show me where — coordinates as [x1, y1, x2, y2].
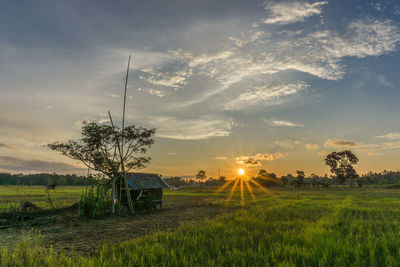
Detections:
[121, 55, 131, 158]
[108, 111, 135, 214]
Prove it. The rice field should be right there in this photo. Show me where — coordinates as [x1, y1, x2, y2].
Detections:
[1, 185, 400, 266]
[0, 186, 85, 212]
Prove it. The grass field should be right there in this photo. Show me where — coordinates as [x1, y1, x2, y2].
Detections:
[0, 186, 85, 212]
[1, 184, 400, 266]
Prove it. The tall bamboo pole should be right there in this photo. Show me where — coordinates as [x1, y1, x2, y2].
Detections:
[108, 111, 134, 214]
[121, 55, 131, 158]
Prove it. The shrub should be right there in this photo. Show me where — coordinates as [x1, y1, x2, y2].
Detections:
[78, 184, 111, 218]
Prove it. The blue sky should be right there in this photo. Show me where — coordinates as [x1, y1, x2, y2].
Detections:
[0, 0, 399, 178]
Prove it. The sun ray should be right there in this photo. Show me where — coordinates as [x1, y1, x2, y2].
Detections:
[240, 178, 245, 207]
[215, 179, 234, 194]
[244, 180, 256, 201]
[226, 179, 239, 204]
[249, 179, 274, 196]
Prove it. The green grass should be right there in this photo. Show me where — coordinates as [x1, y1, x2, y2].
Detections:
[0, 186, 85, 212]
[2, 187, 400, 266]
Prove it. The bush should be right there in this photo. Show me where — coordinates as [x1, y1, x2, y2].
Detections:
[78, 184, 111, 218]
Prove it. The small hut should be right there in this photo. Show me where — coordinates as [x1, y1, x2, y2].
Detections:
[117, 172, 169, 210]
[46, 184, 57, 190]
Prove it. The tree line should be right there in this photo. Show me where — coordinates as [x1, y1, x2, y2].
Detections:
[0, 173, 100, 186]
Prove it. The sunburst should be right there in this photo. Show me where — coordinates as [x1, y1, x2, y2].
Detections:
[215, 175, 274, 206]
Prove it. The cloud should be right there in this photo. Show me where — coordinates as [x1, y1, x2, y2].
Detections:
[263, 1, 328, 25]
[98, 118, 110, 124]
[376, 133, 400, 140]
[168, 152, 176, 155]
[324, 138, 358, 148]
[376, 75, 393, 87]
[131, 15, 400, 110]
[275, 140, 300, 149]
[0, 143, 17, 150]
[264, 119, 304, 127]
[150, 116, 236, 140]
[144, 71, 190, 89]
[236, 152, 288, 167]
[305, 143, 319, 150]
[138, 88, 166, 97]
[224, 82, 308, 110]
[188, 51, 234, 67]
[318, 150, 329, 156]
[213, 157, 227, 160]
[0, 156, 84, 173]
[236, 156, 262, 167]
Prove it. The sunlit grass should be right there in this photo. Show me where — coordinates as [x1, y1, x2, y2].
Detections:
[226, 179, 239, 205]
[244, 180, 256, 201]
[2, 188, 400, 266]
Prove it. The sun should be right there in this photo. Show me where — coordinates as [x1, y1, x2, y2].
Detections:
[238, 168, 245, 175]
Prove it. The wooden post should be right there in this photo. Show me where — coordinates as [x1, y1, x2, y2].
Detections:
[111, 178, 116, 214]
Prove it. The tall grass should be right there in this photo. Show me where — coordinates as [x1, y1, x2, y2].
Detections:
[2, 188, 400, 266]
[78, 184, 111, 218]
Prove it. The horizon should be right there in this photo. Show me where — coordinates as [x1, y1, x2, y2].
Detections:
[1, 0, 400, 178]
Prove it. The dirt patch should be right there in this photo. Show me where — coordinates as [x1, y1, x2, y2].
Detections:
[0, 194, 236, 256]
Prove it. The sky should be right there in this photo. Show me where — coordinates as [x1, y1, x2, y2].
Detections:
[0, 0, 400, 178]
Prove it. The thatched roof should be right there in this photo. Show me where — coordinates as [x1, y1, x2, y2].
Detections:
[123, 172, 170, 190]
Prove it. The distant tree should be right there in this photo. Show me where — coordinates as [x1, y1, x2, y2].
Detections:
[258, 169, 267, 177]
[196, 170, 207, 192]
[325, 150, 358, 184]
[258, 169, 277, 179]
[281, 176, 288, 186]
[218, 176, 227, 182]
[296, 170, 305, 186]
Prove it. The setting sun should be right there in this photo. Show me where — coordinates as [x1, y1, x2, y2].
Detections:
[238, 168, 245, 176]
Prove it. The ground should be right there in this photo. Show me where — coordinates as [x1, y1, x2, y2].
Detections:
[0, 186, 237, 255]
[1, 184, 400, 265]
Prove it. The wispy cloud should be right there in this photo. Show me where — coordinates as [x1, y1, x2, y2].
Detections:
[213, 156, 227, 160]
[224, 82, 308, 110]
[236, 152, 288, 167]
[138, 88, 166, 97]
[98, 118, 110, 124]
[150, 116, 236, 140]
[305, 143, 319, 150]
[318, 150, 330, 156]
[0, 156, 84, 173]
[129, 14, 400, 111]
[324, 138, 358, 148]
[275, 140, 300, 149]
[263, 1, 328, 25]
[376, 75, 393, 87]
[376, 133, 400, 140]
[264, 119, 304, 127]
[0, 143, 17, 150]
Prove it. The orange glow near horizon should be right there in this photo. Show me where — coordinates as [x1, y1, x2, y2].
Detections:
[215, 179, 234, 194]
